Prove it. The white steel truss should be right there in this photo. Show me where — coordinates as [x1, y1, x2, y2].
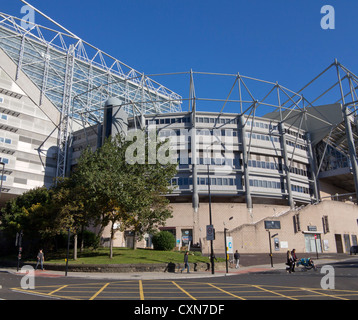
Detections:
[0, 9, 182, 178]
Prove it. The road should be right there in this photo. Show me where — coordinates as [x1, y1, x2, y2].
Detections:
[1, 258, 357, 302]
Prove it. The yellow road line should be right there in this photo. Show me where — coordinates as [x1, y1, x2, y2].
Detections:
[49, 285, 68, 295]
[208, 283, 246, 300]
[252, 285, 298, 300]
[139, 280, 145, 300]
[11, 288, 81, 300]
[300, 288, 350, 300]
[172, 281, 197, 300]
[89, 283, 110, 300]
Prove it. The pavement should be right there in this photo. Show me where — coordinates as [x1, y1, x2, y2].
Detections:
[1, 252, 355, 280]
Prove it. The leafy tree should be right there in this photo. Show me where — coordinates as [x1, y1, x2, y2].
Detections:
[73, 132, 177, 257]
[0, 187, 63, 254]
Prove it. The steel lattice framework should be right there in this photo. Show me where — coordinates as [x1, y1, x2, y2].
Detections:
[0, 9, 182, 178]
[0, 2, 357, 202]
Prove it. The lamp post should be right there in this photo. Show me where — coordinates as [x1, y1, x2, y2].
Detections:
[207, 161, 215, 275]
[65, 227, 70, 276]
[224, 227, 228, 273]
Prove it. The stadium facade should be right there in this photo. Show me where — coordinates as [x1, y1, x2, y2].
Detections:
[1, 7, 358, 254]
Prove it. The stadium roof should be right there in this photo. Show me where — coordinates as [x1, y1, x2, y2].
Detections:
[0, 10, 182, 126]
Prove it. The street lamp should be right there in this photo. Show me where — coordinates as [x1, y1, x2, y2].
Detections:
[206, 159, 215, 275]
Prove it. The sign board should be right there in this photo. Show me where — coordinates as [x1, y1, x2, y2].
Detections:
[308, 225, 317, 232]
[206, 225, 215, 241]
[264, 220, 281, 230]
[280, 241, 288, 249]
[226, 236, 233, 253]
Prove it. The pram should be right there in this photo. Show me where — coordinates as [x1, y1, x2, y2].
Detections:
[296, 258, 317, 271]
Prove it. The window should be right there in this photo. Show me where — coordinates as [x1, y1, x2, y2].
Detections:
[322, 215, 330, 234]
[0, 157, 9, 164]
[0, 97, 3, 103]
[0, 137, 11, 144]
[293, 214, 301, 233]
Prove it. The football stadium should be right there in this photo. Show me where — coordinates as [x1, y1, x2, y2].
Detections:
[0, 4, 357, 254]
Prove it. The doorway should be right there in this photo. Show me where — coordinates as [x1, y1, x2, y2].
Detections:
[344, 234, 351, 253]
[335, 234, 344, 253]
[304, 234, 322, 253]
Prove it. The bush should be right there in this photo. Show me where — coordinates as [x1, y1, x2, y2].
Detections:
[152, 231, 176, 251]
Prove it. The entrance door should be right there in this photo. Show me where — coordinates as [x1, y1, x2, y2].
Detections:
[344, 234, 351, 253]
[304, 234, 322, 253]
[181, 229, 193, 247]
[335, 234, 344, 253]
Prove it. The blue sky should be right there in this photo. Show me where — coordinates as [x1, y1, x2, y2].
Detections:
[2, 0, 358, 113]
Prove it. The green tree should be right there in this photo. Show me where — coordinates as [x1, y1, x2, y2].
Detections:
[0, 187, 64, 254]
[73, 132, 177, 257]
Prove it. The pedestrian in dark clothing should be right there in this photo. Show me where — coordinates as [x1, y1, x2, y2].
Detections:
[286, 250, 294, 273]
[291, 249, 298, 272]
[181, 251, 190, 273]
[35, 249, 45, 271]
[234, 250, 240, 268]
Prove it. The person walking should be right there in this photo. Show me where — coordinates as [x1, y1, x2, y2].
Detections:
[291, 249, 298, 272]
[35, 249, 45, 271]
[286, 250, 294, 273]
[181, 251, 190, 273]
[234, 250, 240, 268]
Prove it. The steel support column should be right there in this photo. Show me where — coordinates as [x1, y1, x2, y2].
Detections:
[279, 122, 294, 209]
[343, 105, 358, 201]
[56, 44, 75, 179]
[306, 132, 320, 203]
[239, 116, 252, 212]
[191, 110, 199, 213]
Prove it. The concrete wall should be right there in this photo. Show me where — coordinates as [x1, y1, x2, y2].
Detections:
[0, 49, 60, 205]
[105, 200, 358, 257]
[213, 201, 358, 254]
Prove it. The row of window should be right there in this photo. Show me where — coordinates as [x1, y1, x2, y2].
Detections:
[249, 179, 283, 190]
[157, 128, 239, 137]
[146, 117, 191, 125]
[0, 137, 11, 144]
[176, 157, 240, 167]
[286, 140, 308, 151]
[294, 215, 329, 234]
[246, 120, 278, 131]
[195, 117, 237, 125]
[248, 159, 310, 177]
[247, 132, 280, 143]
[284, 128, 306, 140]
[146, 116, 243, 126]
[249, 179, 311, 194]
[291, 184, 310, 194]
[249, 159, 282, 170]
[171, 176, 238, 187]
